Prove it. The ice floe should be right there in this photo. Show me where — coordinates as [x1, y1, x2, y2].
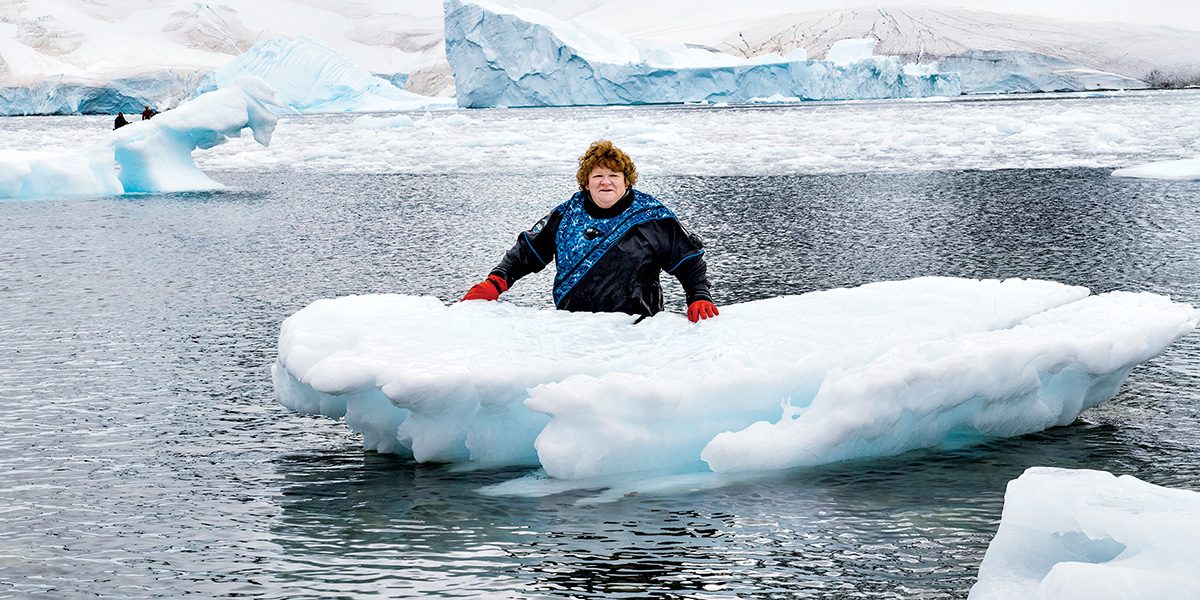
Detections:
[272, 277, 1198, 480]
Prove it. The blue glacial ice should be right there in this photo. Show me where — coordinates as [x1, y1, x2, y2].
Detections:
[272, 277, 1198, 480]
[443, 0, 960, 108]
[1, 37, 450, 117]
[0, 69, 205, 117]
[0, 78, 280, 198]
[193, 37, 455, 114]
[970, 467, 1200, 599]
[941, 50, 1147, 94]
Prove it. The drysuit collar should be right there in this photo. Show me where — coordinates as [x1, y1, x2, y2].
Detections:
[583, 189, 633, 219]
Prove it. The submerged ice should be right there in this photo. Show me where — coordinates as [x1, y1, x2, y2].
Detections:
[970, 467, 1200, 599]
[273, 277, 1198, 479]
[0, 78, 279, 198]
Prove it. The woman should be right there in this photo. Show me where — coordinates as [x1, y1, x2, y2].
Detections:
[462, 140, 719, 322]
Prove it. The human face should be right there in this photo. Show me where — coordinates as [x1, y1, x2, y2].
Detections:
[587, 166, 627, 209]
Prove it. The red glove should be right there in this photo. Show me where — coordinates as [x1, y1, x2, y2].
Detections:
[687, 300, 719, 322]
[461, 275, 509, 301]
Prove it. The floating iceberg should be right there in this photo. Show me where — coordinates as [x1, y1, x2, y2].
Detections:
[193, 37, 455, 114]
[1112, 157, 1200, 181]
[970, 467, 1200, 599]
[272, 277, 1198, 479]
[442, 0, 959, 108]
[0, 78, 280, 198]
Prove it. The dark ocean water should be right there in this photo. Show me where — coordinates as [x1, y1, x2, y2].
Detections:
[2, 167, 1198, 598]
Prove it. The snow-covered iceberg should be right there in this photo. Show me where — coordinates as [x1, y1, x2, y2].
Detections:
[0, 78, 280, 198]
[193, 37, 454, 114]
[942, 51, 1147, 95]
[970, 467, 1200, 599]
[442, 0, 960, 108]
[1112, 157, 1200, 181]
[272, 277, 1198, 479]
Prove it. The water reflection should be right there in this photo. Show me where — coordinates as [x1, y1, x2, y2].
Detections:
[260, 415, 1171, 598]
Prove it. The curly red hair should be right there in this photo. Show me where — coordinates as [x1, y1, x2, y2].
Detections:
[576, 140, 638, 190]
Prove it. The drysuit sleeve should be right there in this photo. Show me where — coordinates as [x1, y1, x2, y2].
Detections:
[660, 218, 712, 304]
[490, 209, 561, 287]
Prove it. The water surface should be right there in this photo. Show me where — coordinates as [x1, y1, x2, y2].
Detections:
[2, 166, 1198, 598]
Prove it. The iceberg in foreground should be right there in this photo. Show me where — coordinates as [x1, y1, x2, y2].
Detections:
[0, 78, 280, 198]
[1112, 157, 1200, 181]
[970, 467, 1200, 599]
[443, 0, 959, 108]
[193, 38, 455, 114]
[272, 277, 1198, 479]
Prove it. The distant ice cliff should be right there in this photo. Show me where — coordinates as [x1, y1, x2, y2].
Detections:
[443, 0, 960, 108]
[942, 50, 1146, 94]
[0, 69, 206, 117]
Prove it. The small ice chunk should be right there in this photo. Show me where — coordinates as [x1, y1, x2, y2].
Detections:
[970, 467, 1200, 599]
[1112, 157, 1200, 181]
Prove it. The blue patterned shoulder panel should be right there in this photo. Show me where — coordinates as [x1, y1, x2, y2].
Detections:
[552, 190, 674, 306]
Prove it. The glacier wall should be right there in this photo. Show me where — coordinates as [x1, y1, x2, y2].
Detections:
[945, 50, 1147, 94]
[0, 69, 206, 116]
[443, 0, 960, 108]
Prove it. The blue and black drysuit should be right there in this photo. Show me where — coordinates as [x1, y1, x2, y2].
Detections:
[490, 189, 712, 318]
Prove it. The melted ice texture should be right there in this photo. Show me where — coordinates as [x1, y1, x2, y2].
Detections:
[272, 277, 1198, 480]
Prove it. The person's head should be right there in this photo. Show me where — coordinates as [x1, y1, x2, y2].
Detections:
[576, 140, 637, 209]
